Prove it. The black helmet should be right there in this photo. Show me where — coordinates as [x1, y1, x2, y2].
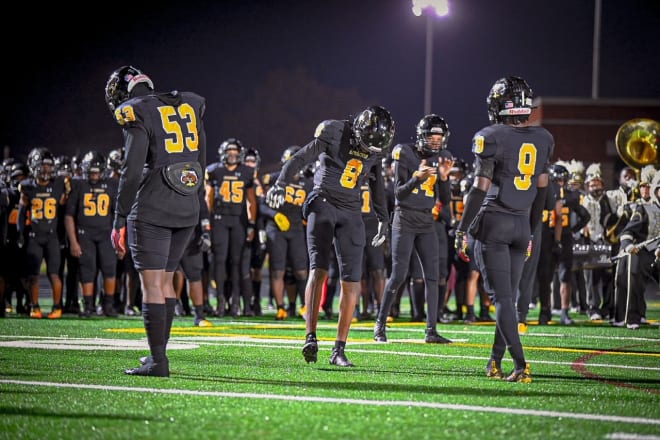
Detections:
[54, 155, 72, 177]
[106, 149, 123, 172]
[9, 162, 29, 187]
[280, 145, 301, 164]
[353, 105, 395, 155]
[81, 150, 106, 182]
[486, 76, 534, 125]
[105, 65, 154, 112]
[218, 138, 244, 165]
[243, 147, 261, 169]
[415, 114, 449, 157]
[550, 163, 569, 182]
[27, 147, 55, 181]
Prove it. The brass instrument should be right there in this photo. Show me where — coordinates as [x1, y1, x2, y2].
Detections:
[606, 119, 660, 244]
[615, 118, 659, 170]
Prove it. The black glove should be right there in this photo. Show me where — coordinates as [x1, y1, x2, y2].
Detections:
[552, 241, 563, 257]
[371, 221, 388, 247]
[265, 183, 286, 209]
[198, 232, 212, 253]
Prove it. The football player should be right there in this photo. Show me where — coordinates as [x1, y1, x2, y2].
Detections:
[64, 150, 119, 318]
[106, 65, 207, 377]
[373, 114, 453, 343]
[455, 76, 554, 383]
[266, 105, 393, 367]
[17, 147, 70, 319]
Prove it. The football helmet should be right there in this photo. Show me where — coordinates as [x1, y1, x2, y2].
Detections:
[218, 138, 243, 165]
[550, 163, 569, 182]
[242, 147, 261, 169]
[486, 76, 534, 125]
[9, 162, 29, 188]
[353, 105, 395, 155]
[106, 149, 123, 172]
[27, 147, 55, 181]
[54, 155, 72, 177]
[81, 150, 106, 183]
[415, 114, 449, 157]
[281, 146, 301, 164]
[105, 65, 154, 112]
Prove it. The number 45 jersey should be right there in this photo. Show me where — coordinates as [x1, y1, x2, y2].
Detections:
[472, 124, 554, 214]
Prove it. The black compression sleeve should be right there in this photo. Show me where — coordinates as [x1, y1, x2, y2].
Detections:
[457, 187, 486, 232]
[529, 186, 548, 231]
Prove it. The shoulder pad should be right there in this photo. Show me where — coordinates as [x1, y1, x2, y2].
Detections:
[314, 120, 345, 144]
[391, 144, 405, 162]
[472, 125, 497, 158]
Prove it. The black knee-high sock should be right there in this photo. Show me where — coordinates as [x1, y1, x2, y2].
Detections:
[295, 278, 307, 306]
[143, 303, 167, 363]
[164, 298, 176, 348]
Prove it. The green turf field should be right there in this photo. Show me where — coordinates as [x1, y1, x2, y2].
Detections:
[1, 299, 658, 440]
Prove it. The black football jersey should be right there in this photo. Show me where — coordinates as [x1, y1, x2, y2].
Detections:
[391, 143, 441, 212]
[263, 171, 313, 226]
[18, 176, 67, 235]
[472, 124, 554, 214]
[113, 90, 206, 227]
[66, 178, 118, 235]
[206, 162, 255, 217]
[276, 119, 388, 222]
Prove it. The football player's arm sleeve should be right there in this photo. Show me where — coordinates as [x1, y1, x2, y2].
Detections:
[17, 194, 27, 235]
[276, 139, 324, 185]
[368, 163, 389, 223]
[436, 177, 451, 206]
[456, 154, 492, 232]
[115, 126, 149, 228]
[571, 203, 591, 233]
[394, 161, 418, 200]
[529, 181, 548, 230]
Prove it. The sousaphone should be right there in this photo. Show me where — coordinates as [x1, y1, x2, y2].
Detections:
[615, 118, 660, 170]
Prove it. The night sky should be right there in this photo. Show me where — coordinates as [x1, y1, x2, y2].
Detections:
[2, 0, 659, 169]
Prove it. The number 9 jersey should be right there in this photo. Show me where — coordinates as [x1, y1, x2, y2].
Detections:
[472, 124, 554, 213]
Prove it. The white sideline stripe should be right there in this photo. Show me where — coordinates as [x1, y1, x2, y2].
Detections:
[0, 379, 658, 426]
[606, 434, 660, 439]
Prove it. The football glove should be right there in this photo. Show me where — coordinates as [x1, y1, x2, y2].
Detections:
[454, 230, 470, 262]
[371, 221, 388, 247]
[198, 232, 212, 253]
[552, 240, 563, 257]
[265, 183, 286, 209]
[111, 226, 127, 257]
[17, 234, 25, 249]
[525, 235, 533, 261]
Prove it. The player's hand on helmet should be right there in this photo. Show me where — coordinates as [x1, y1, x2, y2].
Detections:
[371, 221, 388, 247]
[454, 230, 470, 262]
[266, 183, 286, 209]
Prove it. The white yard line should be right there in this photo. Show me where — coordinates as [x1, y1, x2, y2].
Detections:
[0, 379, 658, 426]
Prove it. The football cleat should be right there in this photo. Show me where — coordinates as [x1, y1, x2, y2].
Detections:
[485, 359, 505, 379]
[463, 313, 477, 324]
[329, 347, 354, 367]
[302, 333, 318, 363]
[195, 318, 214, 327]
[518, 322, 529, 335]
[124, 305, 140, 316]
[125, 358, 169, 377]
[30, 307, 43, 319]
[505, 363, 532, 383]
[626, 323, 640, 330]
[47, 307, 63, 319]
[559, 315, 574, 325]
[424, 329, 452, 344]
[298, 305, 307, 320]
[275, 307, 288, 321]
[139, 355, 153, 366]
[373, 320, 387, 342]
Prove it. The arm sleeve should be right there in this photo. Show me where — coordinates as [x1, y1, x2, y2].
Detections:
[529, 186, 548, 231]
[456, 186, 486, 232]
[115, 126, 149, 226]
[276, 138, 325, 185]
[368, 162, 389, 223]
[394, 160, 420, 200]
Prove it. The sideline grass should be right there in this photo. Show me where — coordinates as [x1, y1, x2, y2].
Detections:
[0, 304, 659, 439]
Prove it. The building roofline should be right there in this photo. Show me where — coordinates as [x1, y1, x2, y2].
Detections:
[534, 96, 660, 107]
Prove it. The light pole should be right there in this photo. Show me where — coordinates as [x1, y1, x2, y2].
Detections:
[412, 0, 449, 115]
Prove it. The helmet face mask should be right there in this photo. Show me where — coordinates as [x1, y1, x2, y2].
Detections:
[81, 151, 106, 183]
[27, 148, 55, 182]
[219, 138, 244, 166]
[486, 76, 534, 125]
[105, 66, 154, 113]
[550, 164, 569, 184]
[353, 106, 395, 156]
[415, 114, 449, 157]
